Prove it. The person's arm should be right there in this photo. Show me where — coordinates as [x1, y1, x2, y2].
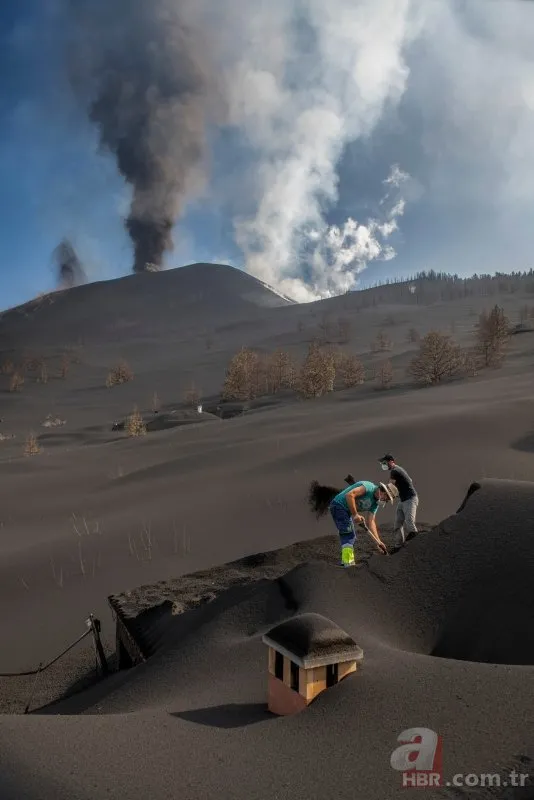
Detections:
[366, 513, 388, 554]
[345, 486, 365, 519]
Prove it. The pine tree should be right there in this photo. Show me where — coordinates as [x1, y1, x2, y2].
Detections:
[221, 347, 260, 401]
[338, 354, 365, 388]
[126, 407, 147, 437]
[298, 341, 336, 398]
[377, 360, 393, 389]
[106, 360, 133, 387]
[474, 305, 510, 367]
[266, 349, 297, 393]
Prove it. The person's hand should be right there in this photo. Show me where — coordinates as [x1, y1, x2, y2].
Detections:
[352, 513, 365, 525]
[377, 540, 388, 555]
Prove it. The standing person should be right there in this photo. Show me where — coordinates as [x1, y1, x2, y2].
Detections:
[378, 454, 419, 550]
[308, 479, 393, 567]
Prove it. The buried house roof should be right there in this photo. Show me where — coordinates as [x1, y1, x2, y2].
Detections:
[262, 612, 364, 669]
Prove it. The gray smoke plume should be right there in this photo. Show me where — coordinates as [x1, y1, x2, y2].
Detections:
[52, 238, 86, 289]
[65, 0, 222, 273]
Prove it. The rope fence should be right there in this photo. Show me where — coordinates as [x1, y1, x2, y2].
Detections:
[0, 613, 109, 713]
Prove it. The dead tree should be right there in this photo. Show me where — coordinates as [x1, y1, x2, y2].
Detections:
[408, 331, 463, 386]
[474, 305, 510, 368]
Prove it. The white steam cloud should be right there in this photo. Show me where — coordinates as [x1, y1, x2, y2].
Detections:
[213, 0, 421, 301]
[284, 164, 410, 301]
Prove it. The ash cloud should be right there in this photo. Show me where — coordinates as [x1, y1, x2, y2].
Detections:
[53, 0, 534, 301]
[52, 238, 86, 289]
[65, 0, 223, 273]
[61, 0, 419, 292]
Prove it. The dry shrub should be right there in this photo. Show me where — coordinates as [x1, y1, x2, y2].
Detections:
[126, 406, 146, 437]
[106, 360, 133, 387]
[1, 359, 14, 375]
[9, 372, 24, 392]
[24, 432, 41, 456]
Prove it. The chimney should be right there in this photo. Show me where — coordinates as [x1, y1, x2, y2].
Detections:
[262, 612, 363, 716]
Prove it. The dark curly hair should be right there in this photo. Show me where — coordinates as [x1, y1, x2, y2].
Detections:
[307, 480, 341, 518]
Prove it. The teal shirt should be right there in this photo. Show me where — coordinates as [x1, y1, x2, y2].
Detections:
[331, 481, 379, 515]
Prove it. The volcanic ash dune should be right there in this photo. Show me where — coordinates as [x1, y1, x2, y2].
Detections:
[1, 479, 533, 800]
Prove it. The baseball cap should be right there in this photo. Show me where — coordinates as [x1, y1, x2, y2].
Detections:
[379, 453, 394, 463]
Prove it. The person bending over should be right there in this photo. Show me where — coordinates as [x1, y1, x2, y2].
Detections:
[309, 479, 393, 567]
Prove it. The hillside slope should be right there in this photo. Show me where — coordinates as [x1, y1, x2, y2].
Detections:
[0, 263, 294, 349]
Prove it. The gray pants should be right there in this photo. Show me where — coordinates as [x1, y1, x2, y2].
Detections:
[393, 495, 419, 546]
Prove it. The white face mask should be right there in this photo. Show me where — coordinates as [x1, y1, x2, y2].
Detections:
[381, 463, 389, 471]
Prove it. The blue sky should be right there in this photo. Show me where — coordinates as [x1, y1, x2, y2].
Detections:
[2, 0, 534, 310]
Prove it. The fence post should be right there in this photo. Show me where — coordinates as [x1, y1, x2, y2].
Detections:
[88, 614, 109, 676]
